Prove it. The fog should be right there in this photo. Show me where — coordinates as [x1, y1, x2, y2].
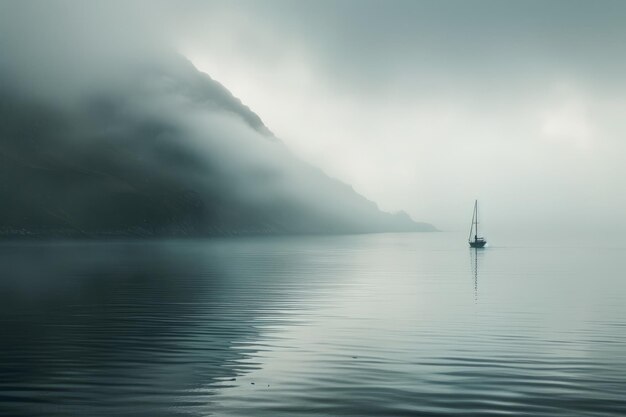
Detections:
[1, 1, 625, 238]
[179, 0, 626, 239]
[0, 0, 432, 236]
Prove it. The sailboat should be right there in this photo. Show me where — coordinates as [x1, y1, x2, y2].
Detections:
[468, 200, 487, 248]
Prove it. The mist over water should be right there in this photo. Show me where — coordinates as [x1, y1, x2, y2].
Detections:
[3, 1, 626, 236]
[1, 234, 625, 416]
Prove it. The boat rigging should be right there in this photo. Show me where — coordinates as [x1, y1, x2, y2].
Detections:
[468, 200, 487, 248]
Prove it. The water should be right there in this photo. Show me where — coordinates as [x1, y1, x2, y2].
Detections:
[1, 233, 625, 416]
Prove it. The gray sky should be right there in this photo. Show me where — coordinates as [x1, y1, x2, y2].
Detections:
[4, 0, 626, 238]
[177, 0, 626, 238]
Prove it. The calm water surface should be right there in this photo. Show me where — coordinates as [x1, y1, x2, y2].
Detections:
[1, 233, 625, 416]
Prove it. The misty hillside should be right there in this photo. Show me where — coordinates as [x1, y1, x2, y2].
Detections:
[0, 54, 434, 237]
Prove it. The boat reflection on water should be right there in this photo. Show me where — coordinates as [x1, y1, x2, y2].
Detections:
[470, 247, 484, 302]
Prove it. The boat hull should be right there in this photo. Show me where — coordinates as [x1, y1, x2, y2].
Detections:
[469, 240, 486, 248]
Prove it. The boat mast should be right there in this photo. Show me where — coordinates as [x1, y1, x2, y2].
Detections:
[468, 200, 477, 243]
[475, 200, 478, 240]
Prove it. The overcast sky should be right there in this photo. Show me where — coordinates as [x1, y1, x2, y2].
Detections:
[4, 0, 626, 238]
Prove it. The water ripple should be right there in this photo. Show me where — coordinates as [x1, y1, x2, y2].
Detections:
[1, 234, 625, 416]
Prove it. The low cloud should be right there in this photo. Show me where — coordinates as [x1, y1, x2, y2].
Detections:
[0, 1, 432, 236]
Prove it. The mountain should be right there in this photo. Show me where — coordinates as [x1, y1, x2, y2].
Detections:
[0, 54, 435, 237]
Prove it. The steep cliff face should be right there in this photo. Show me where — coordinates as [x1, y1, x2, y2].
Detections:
[0, 55, 434, 237]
